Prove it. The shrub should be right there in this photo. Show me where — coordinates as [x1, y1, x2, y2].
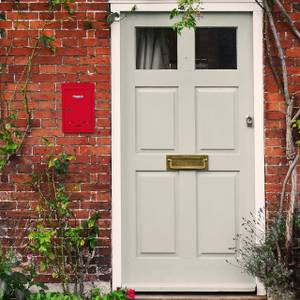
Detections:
[29, 288, 135, 300]
[0, 250, 46, 300]
[28, 149, 100, 295]
[232, 209, 300, 299]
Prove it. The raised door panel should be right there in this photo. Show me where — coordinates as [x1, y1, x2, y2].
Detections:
[136, 87, 178, 151]
[196, 87, 238, 151]
[136, 172, 177, 255]
[197, 172, 237, 255]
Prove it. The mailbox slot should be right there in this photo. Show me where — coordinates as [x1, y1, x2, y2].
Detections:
[166, 155, 209, 170]
[61, 83, 95, 133]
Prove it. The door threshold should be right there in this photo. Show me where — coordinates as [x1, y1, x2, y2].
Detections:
[135, 292, 266, 300]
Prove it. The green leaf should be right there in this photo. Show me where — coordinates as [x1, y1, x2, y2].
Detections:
[15, 130, 22, 138]
[38, 35, 56, 54]
[170, 8, 179, 19]
[39, 262, 46, 271]
[83, 20, 94, 30]
[8, 113, 17, 120]
[4, 142, 18, 153]
[0, 132, 5, 140]
[5, 123, 12, 130]
[0, 12, 5, 21]
[0, 28, 5, 38]
[64, 4, 75, 15]
[42, 137, 54, 147]
[170, 0, 200, 34]
[106, 12, 120, 24]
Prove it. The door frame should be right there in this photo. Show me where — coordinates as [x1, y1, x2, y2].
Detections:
[110, 1, 265, 294]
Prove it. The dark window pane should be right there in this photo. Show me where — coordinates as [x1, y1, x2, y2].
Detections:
[136, 27, 177, 69]
[195, 28, 237, 69]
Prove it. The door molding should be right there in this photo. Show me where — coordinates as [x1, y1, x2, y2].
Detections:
[111, 1, 265, 294]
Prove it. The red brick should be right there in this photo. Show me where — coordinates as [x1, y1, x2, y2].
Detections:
[286, 47, 300, 57]
[265, 111, 286, 120]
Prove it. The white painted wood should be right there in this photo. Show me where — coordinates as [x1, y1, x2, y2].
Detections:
[197, 172, 237, 255]
[111, 2, 265, 295]
[111, 18, 122, 289]
[110, 3, 261, 13]
[120, 12, 255, 291]
[137, 173, 177, 254]
[252, 9, 266, 297]
[196, 88, 237, 150]
[136, 88, 177, 150]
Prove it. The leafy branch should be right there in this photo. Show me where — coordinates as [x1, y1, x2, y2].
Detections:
[170, 0, 202, 34]
[0, 3, 74, 173]
[106, 5, 137, 24]
[28, 145, 100, 296]
[48, 0, 75, 15]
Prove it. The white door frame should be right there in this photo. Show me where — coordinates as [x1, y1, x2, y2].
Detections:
[110, 1, 265, 294]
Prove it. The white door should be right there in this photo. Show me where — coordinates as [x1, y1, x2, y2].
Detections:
[121, 12, 255, 292]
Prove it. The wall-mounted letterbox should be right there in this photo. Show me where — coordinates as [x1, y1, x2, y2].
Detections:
[61, 83, 95, 133]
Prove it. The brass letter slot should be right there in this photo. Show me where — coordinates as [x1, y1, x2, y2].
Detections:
[166, 155, 208, 171]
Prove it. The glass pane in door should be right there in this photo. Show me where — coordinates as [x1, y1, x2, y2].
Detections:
[195, 27, 237, 69]
[136, 27, 177, 69]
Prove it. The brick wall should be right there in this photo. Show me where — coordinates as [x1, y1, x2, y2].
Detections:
[1, 0, 300, 287]
[0, 0, 111, 283]
[265, 0, 300, 217]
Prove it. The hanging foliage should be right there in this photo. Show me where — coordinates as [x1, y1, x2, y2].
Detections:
[0, 0, 74, 173]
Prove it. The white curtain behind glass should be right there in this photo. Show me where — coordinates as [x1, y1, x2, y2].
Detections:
[136, 28, 171, 69]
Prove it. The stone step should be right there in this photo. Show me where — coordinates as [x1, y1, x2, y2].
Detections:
[136, 294, 267, 300]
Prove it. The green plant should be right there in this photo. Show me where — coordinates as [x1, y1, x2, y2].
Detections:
[29, 288, 135, 300]
[30, 292, 82, 300]
[48, 0, 75, 15]
[232, 209, 300, 299]
[90, 288, 134, 300]
[0, 12, 5, 20]
[170, 0, 202, 34]
[0, 0, 76, 173]
[28, 145, 100, 296]
[106, 5, 137, 24]
[0, 250, 46, 300]
[0, 114, 23, 170]
[83, 20, 94, 30]
[38, 35, 56, 54]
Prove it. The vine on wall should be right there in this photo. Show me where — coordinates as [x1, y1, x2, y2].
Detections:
[259, 0, 300, 253]
[0, 0, 75, 173]
[28, 144, 100, 295]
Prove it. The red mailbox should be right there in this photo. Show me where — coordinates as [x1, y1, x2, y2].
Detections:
[61, 83, 95, 133]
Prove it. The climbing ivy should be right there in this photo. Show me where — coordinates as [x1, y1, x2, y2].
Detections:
[48, 0, 75, 14]
[28, 144, 100, 296]
[0, 0, 75, 173]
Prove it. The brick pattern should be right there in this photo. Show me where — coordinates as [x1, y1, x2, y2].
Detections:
[0, 0, 300, 287]
[0, 0, 111, 282]
[265, 0, 300, 216]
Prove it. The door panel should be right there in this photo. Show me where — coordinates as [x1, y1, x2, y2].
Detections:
[121, 12, 255, 291]
[197, 172, 237, 255]
[196, 87, 238, 150]
[137, 172, 177, 255]
[136, 87, 178, 151]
